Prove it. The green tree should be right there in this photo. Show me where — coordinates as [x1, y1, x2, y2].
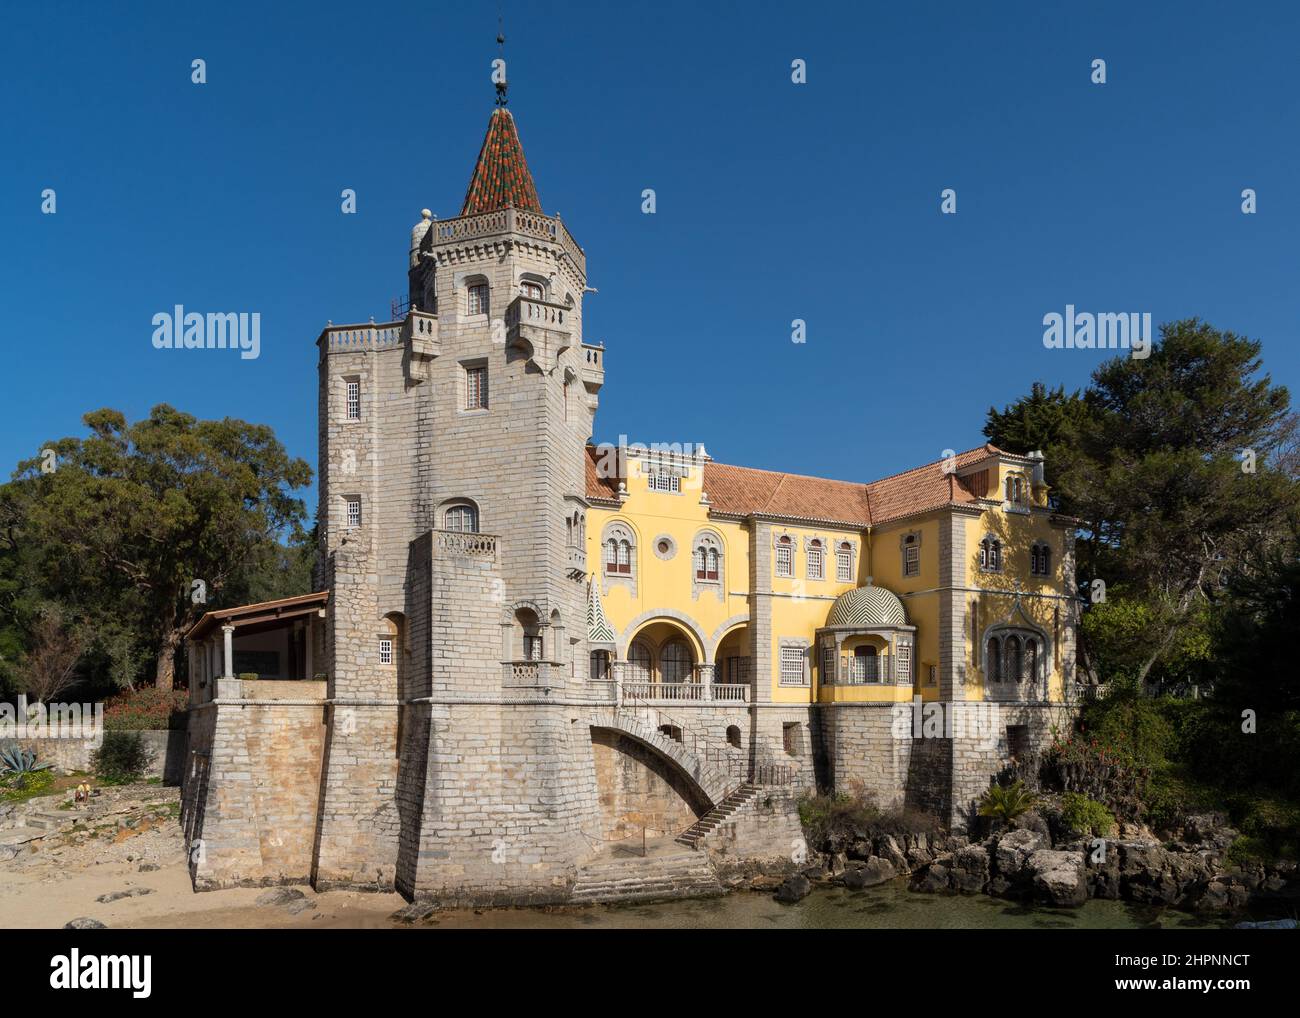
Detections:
[989, 320, 1297, 686]
[4, 405, 311, 690]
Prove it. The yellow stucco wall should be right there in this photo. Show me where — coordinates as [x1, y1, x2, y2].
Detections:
[587, 452, 1074, 704]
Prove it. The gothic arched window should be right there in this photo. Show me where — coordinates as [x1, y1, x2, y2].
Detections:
[444, 503, 478, 533]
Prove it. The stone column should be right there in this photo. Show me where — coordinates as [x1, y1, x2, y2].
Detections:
[221, 624, 235, 678]
[612, 660, 625, 707]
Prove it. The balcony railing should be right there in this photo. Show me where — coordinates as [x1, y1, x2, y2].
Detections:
[622, 681, 750, 704]
[436, 530, 497, 559]
[425, 207, 586, 277]
[503, 660, 562, 687]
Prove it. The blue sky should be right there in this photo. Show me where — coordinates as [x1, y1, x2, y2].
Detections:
[2, 0, 1297, 515]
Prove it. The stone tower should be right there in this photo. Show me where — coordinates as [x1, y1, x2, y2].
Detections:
[312, 96, 608, 901]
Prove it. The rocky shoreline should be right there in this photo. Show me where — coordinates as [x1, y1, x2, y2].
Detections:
[754, 813, 1297, 916]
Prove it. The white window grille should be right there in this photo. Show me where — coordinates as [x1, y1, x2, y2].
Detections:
[345, 496, 361, 529]
[465, 365, 487, 410]
[779, 645, 806, 686]
[468, 283, 489, 315]
[379, 638, 393, 665]
[346, 380, 360, 420]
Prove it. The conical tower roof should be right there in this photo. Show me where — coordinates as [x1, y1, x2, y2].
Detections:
[460, 107, 542, 215]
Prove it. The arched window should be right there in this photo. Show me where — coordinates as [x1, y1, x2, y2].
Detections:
[695, 546, 707, 578]
[602, 524, 635, 581]
[806, 539, 824, 580]
[1008, 635, 1022, 684]
[775, 535, 793, 577]
[708, 548, 719, 578]
[520, 280, 544, 300]
[444, 503, 478, 532]
[1006, 474, 1025, 504]
[987, 638, 1002, 682]
[467, 281, 489, 315]
[726, 725, 742, 749]
[1027, 639, 1039, 687]
[660, 640, 692, 684]
[1031, 542, 1051, 576]
[836, 542, 854, 582]
[626, 641, 652, 685]
[980, 536, 1002, 572]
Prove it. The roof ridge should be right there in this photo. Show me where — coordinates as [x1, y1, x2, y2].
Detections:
[707, 442, 996, 492]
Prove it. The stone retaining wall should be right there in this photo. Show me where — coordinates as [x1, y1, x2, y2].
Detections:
[13, 729, 187, 784]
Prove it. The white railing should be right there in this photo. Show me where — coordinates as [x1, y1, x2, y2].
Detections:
[623, 681, 706, 702]
[712, 684, 749, 703]
[436, 530, 497, 558]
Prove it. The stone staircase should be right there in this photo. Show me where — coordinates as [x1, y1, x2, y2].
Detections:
[570, 850, 723, 905]
[674, 784, 757, 850]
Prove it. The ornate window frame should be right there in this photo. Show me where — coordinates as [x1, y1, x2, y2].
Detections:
[981, 623, 1049, 700]
[774, 533, 795, 578]
[691, 529, 724, 602]
[652, 534, 677, 560]
[601, 520, 637, 597]
[1030, 540, 1052, 576]
[835, 540, 857, 583]
[804, 535, 826, 581]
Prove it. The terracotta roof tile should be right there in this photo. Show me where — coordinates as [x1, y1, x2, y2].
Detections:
[585, 444, 1004, 526]
[461, 108, 542, 215]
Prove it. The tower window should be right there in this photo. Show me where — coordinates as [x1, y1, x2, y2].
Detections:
[520, 280, 544, 300]
[1031, 542, 1052, 576]
[464, 364, 488, 410]
[345, 379, 360, 420]
[467, 283, 489, 315]
[379, 638, 393, 665]
[444, 504, 478, 532]
[345, 496, 361, 529]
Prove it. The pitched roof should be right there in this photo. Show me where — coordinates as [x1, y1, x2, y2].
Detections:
[585, 444, 1005, 527]
[460, 107, 542, 215]
[186, 591, 329, 642]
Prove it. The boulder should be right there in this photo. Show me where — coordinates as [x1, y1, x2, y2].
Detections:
[951, 845, 990, 894]
[94, 887, 154, 903]
[1029, 849, 1088, 907]
[843, 857, 897, 890]
[64, 917, 107, 929]
[902, 833, 934, 870]
[874, 835, 909, 872]
[994, 828, 1043, 876]
[910, 861, 953, 894]
[774, 874, 812, 904]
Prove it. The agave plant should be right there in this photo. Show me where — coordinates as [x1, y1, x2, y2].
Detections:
[977, 780, 1036, 822]
[0, 742, 53, 776]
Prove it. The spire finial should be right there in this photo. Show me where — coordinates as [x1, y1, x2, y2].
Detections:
[494, 15, 508, 106]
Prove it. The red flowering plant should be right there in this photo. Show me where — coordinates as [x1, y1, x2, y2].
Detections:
[102, 687, 189, 731]
[1037, 723, 1148, 818]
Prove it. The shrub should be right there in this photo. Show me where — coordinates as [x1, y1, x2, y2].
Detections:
[103, 687, 188, 731]
[93, 731, 149, 784]
[1060, 792, 1115, 837]
[977, 780, 1036, 822]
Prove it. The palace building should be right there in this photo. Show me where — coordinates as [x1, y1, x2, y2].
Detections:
[181, 86, 1079, 905]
